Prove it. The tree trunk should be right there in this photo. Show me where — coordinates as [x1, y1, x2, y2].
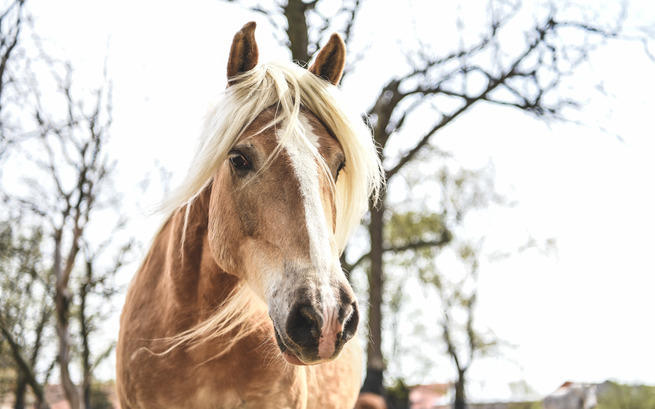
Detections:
[13, 375, 27, 409]
[453, 370, 467, 409]
[283, 0, 310, 64]
[80, 281, 91, 409]
[53, 228, 80, 409]
[0, 323, 48, 407]
[363, 193, 386, 394]
[55, 285, 79, 409]
[82, 381, 90, 409]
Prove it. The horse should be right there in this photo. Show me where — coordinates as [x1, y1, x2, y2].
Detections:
[116, 22, 383, 409]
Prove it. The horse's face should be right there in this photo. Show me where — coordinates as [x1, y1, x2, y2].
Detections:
[207, 107, 358, 365]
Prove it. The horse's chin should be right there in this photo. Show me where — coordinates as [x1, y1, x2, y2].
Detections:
[282, 350, 333, 366]
[282, 350, 308, 365]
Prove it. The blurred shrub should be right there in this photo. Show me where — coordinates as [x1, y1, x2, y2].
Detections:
[386, 378, 410, 409]
[597, 381, 655, 409]
[508, 401, 543, 409]
[90, 382, 114, 409]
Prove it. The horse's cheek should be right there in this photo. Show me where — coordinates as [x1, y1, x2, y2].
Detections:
[207, 179, 244, 273]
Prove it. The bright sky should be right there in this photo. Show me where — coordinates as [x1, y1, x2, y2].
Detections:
[24, 0, 655, 402]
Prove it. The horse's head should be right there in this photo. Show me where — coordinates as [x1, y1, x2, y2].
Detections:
[202, 22, 380, 365]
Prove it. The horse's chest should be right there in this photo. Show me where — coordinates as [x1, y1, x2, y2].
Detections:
[192, 372, 307, 409]
[193, 387, 244, 409]
[120, 315, 360, 409]
[153, 347, 307, 409]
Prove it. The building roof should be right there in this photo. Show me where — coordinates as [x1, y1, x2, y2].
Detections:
[409, 383, 452, 409]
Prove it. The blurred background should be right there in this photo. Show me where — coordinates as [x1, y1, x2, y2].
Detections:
[1, 1, 654, 408]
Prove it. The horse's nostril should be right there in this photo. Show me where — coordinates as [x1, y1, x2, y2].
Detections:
[286, 303, 322, 349]
[341, 302, 359, 343]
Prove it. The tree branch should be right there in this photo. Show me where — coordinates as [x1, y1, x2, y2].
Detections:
[385, 17, 557, 180]
[0, 317, 47, 405]
[345, 236, 451, 272]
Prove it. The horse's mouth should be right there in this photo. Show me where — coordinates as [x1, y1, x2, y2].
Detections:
[273, 325, 309, 366]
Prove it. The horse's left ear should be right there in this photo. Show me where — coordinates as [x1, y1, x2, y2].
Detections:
[227, 21, 259, 84]
[309, 33, 346, 86]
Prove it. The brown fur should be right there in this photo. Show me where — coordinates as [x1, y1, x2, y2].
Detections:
[227, 22, 259, 83]
[117, 23, 363, 409]
[116, 108, 362, 408]
[309, 34, 346, 85]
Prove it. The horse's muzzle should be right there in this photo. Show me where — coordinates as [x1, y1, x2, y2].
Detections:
[274, 286, 359, 365]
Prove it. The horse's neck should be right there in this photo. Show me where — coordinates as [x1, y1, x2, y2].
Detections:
[158, 184, 238, 328]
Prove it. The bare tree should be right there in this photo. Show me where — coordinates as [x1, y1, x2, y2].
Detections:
[3, 63, 129, 408]
[1, 2, 130, 407]
[1, 56, 115, 409]
[227, 0, 653, 395]
[0, 0, 26, 158]
[77, 237, 131, 409]
[427, 242, 497, 409]
[33, 63, 113, 409]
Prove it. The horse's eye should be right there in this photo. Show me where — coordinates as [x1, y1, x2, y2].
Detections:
[335, 161, 345, 181]
[229, 151, 251, 171]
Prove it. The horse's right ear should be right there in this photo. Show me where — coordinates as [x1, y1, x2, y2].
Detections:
[227, 22, 259, 85]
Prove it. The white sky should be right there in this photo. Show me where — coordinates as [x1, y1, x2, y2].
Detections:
[22, 0, 655, 402]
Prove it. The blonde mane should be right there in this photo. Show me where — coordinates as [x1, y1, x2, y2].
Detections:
[159, 61, 383, 356]
[164, 61, 383, 252]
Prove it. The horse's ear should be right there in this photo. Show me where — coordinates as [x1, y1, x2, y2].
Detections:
[309, 33, 346, 86]
[227, 22, 259, 84]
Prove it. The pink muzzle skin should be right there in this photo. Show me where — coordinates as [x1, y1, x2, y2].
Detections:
[317, 306, 344, 360]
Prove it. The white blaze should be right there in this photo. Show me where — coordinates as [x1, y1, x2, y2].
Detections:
[280, 115, 338, 311]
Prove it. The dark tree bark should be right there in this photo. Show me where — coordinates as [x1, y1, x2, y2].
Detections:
[79, 274, 92, 409]
[443, 317, 470, 409]
[0, 0, 26, 157]
[0, 0, 24, 114]
[13, 375, 27, 409]
[365, 194, 385, 385]
[78, 244, 128, 409]
[284, 0, 310, 63]
[454, 370, 467, 409]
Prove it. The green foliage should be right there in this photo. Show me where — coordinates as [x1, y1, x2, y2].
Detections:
[507, 402, 543, 409]
[0, 220, 43, 278]
[437, 167, 501, 221]
[386, 211, 450, 247]
[384, 210, 452, 274]
[0, 219, 51, 339]
[597, 381, 655, 409]
[384, 210, 452, 286]
[379, 164, 502, 383]
[0, 217, 53, 399]
[90, 382, 114, 409]
[386, 378, 410, 409]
